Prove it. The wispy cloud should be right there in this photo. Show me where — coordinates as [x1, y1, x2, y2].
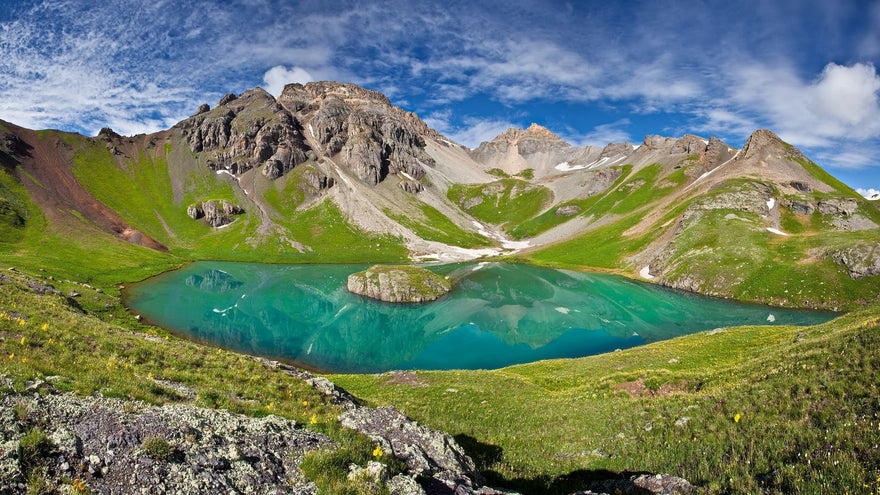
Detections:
[423, 111, 517, 148]
[0, 0, 878, 188]
[562, 120, 634, 148]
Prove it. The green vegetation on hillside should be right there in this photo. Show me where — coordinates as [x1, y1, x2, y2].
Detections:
[0, 266, 393, 494]
[447, 178, 552, 230]
[524, 164, 687, 264]
[333, 307, 880, 494]
[508, 166, 633, 239]
[66, 135, 224, 248]
[383, 201, 492, 248]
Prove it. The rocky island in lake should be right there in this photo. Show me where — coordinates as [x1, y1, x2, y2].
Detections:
[347, 265, 451, 303]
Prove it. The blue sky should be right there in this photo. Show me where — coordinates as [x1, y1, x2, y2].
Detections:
[1, 0, 879, 193]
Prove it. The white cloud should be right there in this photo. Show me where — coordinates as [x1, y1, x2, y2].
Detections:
[725, 62, 880, 147]
[423, 112, 517, 149]
[262, 66, 314, 97]
[562, 120, 633, 148]
[856, 188, 880, 199]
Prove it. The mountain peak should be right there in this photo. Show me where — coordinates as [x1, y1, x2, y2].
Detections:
[491, 123, 564, 144]
[524, 123, 560, 139]
[740, 129, 805, 161]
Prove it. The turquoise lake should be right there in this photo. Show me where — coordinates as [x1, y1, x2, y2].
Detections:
[123, 262, 834, 373]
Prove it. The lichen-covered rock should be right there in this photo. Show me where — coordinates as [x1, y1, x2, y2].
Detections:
[783, 199, 814, 215]
[0, 388, 330, 494]
[830, 242, 880, 279]
[347, 265, 451, 303]
[817, 198, 858, 216]
[339, 406, 474, 478]
[555, 205, 582, 217]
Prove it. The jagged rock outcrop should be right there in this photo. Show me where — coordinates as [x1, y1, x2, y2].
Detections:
[470, 125, 559, 159]
[347, 265, 451, 303]
[641, 135, 677, 151]
[186, 200, 243, 227]
[782, 198, 814, 215]
[740, 129, 805, 162]
[704, 136, 733, 167]
[817, 198, 858, 216]
[671, 134, 707, 155]
[279, 82, 435, 188]
[830, 243, 880, 279]
[599, 142, 634, 159]
[177, 88, 312, 180]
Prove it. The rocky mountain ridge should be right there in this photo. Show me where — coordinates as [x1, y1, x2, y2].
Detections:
[0, 80, 878, 309]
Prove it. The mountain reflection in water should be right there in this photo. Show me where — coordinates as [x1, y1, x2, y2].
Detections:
[124, 262, 834, 373]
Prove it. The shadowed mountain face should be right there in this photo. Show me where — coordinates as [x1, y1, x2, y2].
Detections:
[0, 81, 878, 309]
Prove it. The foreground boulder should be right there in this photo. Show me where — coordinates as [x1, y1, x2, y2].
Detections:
[0, 381, 329, 494]
[347, 265, 451, 303]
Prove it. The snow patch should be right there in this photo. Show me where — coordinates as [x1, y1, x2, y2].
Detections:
[555, 161, 590, 172]
[766, 198, 776, 211]
[554, 307, 570, 315]
[501, 239, 530, 250]
[766, 227, 789, 236]
[399, 171, 415, 181]
[308, 123, 315, 137]
[216, 218, 239, 229]
[639, 266, 654, 280]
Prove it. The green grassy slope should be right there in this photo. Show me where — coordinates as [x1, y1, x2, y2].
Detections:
[0, 130, 409, 282]
[448, 178, 553, 231]
[525, 165, 880, 310]
[383, 200, 492, 248]
[0, 266, 396, 494]
[333, 307, 880, 494]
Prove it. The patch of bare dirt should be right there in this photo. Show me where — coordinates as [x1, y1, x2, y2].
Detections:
[381, 370, 427, 387]
[6, 122, 167, 251]
[614, 378, 689, 398]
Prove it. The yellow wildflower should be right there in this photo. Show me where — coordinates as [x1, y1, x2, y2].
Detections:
[268, 402, 274, 410]
[372, 445, 383, 458]
[41, 323, 48, 331]
[147, 372, 153, 379]
[18, 319, 25, 326]
[302, 400, 309, 407]
[309, 414, 317, 425]
[8, 353, 13, 359]
[734, 413, 741, 423]
[20, 337, 25, 345]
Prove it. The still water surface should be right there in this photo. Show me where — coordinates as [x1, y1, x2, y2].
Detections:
[124, 262, 833, 373]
